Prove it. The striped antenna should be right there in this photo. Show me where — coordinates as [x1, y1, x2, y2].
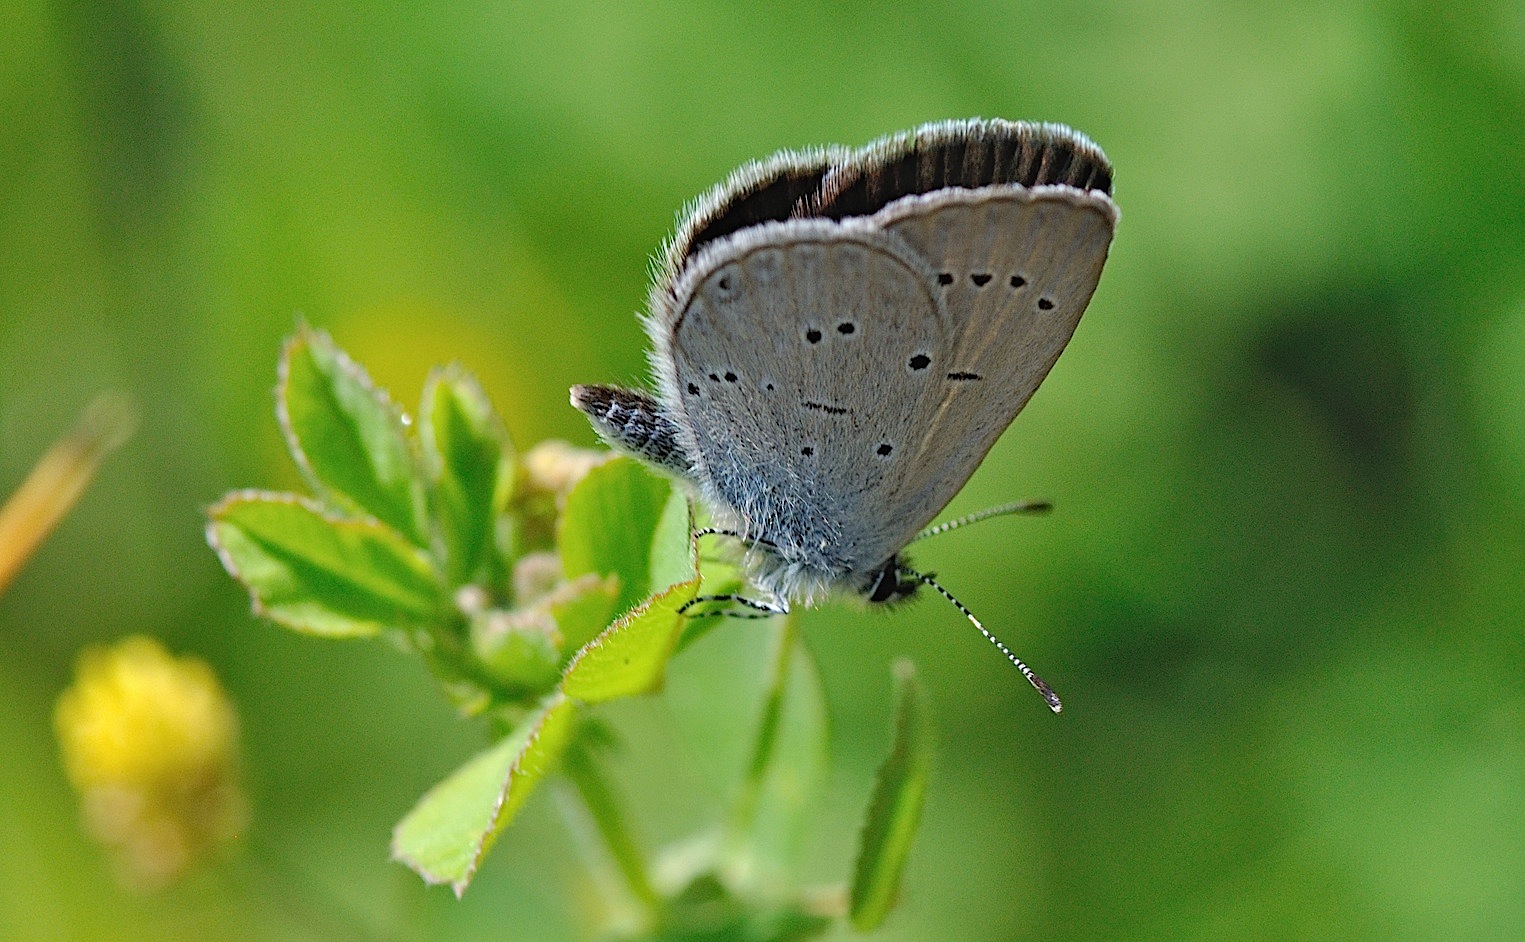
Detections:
[904, 567, 1062, 713]
[913, 499, 1052, 542]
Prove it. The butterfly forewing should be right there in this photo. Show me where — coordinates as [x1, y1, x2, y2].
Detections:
[872, 186, 1117, 534]
[666, 221, 951, 577]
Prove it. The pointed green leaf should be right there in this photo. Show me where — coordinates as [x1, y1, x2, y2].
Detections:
[278, 324, 426, 542]
[207, 491, 441, 637]
[740, 633, 829, 887]
[420, 365, 513, 585]
[849, 660, 933, 932]
[391, 693, 577, 896]
[558, 457, 673, 614]
[561, 577, 700, 703]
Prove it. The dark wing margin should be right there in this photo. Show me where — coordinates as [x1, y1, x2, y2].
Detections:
[809, 119, 1113, 219]
[657, 119, 1112, 284]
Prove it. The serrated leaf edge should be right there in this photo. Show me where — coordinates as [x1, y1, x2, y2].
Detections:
[389, 693, 573, 897]
[205, 488, 437, 632]
[560, 577, 700, 702]
[276, 323, 425, 541]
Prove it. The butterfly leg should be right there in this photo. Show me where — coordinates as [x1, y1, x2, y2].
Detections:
[693, 527, 779, 550]
[679, 593, 789, 620]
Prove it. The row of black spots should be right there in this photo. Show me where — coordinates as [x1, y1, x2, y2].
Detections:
[804, 321, 858, 344]
[798, 442, 894, 458]
[689, 377, 777, 395]
[801, 400, 850, 415]
[909, 355, 982, 382]
[687, 369, 740, 397]
[936, 271, 1050, 301]
[939, 271, 1013, 286]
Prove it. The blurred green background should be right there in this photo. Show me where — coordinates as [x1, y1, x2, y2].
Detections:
[4, 1, 1524, 939]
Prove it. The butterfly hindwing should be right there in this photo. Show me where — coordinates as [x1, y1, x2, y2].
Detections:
[661, 219, 950, 580]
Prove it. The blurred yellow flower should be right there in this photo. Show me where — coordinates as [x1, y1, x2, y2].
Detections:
[54, 636, 247, 889]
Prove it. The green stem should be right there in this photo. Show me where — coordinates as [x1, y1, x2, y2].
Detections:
[724, 612, 800, 857]
[561, 738, 662, 917]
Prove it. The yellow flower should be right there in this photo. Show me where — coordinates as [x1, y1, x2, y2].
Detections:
[54, 636, 246, 889]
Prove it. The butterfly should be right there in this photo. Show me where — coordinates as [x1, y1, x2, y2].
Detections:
[573, 119, 1117, 710]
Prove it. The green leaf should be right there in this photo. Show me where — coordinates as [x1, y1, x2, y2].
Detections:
[736, 628, 829, 890]
[849, 659, 933, 932]
[558, 457, 673, 615]
[649, 486, 698, 595]
[391, 693, 577, 896]
[560, 577, 700, 703]
[207, 491, 441, 637]
[547, 572, 620, 658]
[420, 365, 513, 585]
[278, 324, 426, 543]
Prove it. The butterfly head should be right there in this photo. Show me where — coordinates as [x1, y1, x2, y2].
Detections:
[864, 556, 920, 605]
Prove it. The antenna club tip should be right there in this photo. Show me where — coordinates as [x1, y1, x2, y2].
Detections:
[1031, 677, 1062, 713]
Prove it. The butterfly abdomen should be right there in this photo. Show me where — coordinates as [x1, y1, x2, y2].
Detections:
[570, 384, 691, 475]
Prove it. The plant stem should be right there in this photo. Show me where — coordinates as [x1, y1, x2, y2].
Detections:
[561, 738, 662, 918]
[723, 612, 800, 863]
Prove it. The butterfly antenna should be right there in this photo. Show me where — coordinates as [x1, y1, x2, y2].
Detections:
[913, 500, 1053, 543]
[904, 568, 1062, 713]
